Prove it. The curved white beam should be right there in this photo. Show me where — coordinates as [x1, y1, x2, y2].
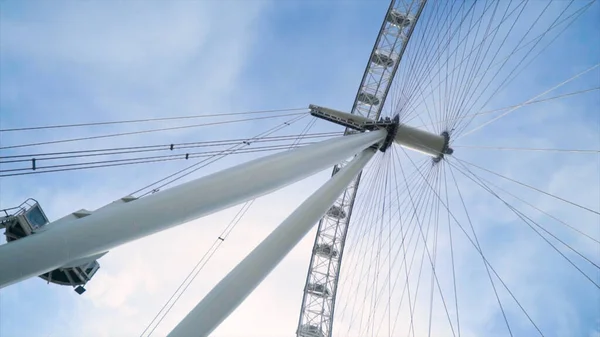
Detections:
[0, 130, 386, 289]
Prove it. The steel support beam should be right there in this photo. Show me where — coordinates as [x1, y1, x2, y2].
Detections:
[169, 147, 378, 337]
[0, 130, 386, 289]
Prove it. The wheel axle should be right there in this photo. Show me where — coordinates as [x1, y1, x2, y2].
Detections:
[309, 104, 454, 160]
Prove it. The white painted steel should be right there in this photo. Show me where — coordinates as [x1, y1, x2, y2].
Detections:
[297, 2, 427, 336]
[309, 103, 447, 156]
[309, 104, 373, 125]
[168, 148, 377, 337]
[0, 130, 386, 289]
[394, 123, 446, 157]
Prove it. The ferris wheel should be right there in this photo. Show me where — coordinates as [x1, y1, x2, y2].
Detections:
[0, 0, 598, 336]
[296, 1, 599, 336]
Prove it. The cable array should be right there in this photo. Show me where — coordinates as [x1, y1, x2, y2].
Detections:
[328, 1, 599, 336]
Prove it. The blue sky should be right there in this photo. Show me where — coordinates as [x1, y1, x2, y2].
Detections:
[0, 1, 599, 336]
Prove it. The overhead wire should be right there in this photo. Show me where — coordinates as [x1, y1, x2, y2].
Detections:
[141, 113, 320, 336]
[0, 107, 307, 132]
[0, 114, 316, 180]
[0, 132, 342, 163]
[130, 113, 309, 197]
[0, 143, 318, 176]
[0, 111, 308, 150]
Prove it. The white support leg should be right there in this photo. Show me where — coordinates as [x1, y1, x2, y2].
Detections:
[168, 147, 377, 337]
[0, 130, 386, 289]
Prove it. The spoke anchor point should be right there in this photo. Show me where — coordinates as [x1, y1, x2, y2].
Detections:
[376, 115, 399, 153]
[433, 131, 454, 164]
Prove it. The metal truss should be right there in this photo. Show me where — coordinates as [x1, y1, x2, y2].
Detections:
[296, 1, 427, 336]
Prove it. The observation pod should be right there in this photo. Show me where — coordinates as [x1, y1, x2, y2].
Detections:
[315, 243, 339, 258]
[387, 10, 412, 27]
[38, 261, 99, 294]
[371, 51, 395, 67]
[298, 324, 325, 337]
[307, 283, 331, 298]
[326, 205, 346, 219]
[1, 199, 49, 242]
[357, 92, 380, 106]
[0, 199, 101, 294]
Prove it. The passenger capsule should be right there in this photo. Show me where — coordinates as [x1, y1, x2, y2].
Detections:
[1, 199, 100, 295]
[315, 243, 339, 258]
[327, 205, 347, 219]
[299, 324, 325, 337]
[357, 92, 380, 106]
[387, 10, 412, 27]
[307, 283, 331, 297]
[371, 51, 394, 67]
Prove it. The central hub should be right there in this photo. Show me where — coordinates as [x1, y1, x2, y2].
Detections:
[376, 115, 400, 153]
[308, 104, 454, 161]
